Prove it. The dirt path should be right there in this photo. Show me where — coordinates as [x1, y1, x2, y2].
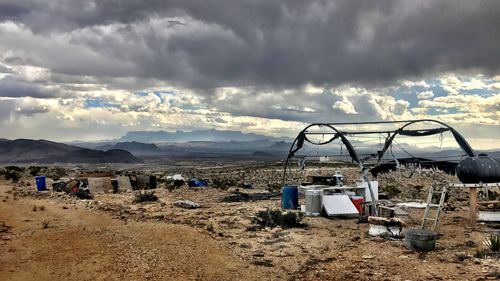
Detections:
[0, 182, 272, 281]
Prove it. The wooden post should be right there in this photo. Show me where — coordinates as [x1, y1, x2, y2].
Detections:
[469, 186, 477, 228]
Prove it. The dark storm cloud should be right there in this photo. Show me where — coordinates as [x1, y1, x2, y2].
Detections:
[1, 0, 499, 89]
[0, 77, 59, 98]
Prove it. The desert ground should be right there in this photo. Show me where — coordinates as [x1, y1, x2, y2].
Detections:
[0, 163, 499, 281]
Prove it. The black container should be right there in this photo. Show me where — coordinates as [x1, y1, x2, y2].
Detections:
[149, 175, 157, 189]
[456, 155, 500, 184]
[405, 228, 437, 251]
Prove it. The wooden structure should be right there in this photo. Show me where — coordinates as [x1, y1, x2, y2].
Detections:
[449, 182, 500, 227]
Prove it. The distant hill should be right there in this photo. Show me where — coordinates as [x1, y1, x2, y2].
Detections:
[119, 129, 292, 143]
[95, 141, 160, 156]
[0, 139, 142, 163]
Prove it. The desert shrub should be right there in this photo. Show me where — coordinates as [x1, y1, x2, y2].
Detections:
[28, 166, 42, 176]
[267, 182, 282, 192]
[475, 234, 500, 259]
[381, 184, 401, 198]
[46, 167, 68, 180]
[211, 176, 236, 190]
[252, 209, 305, 228]
[133, 191, 158, 203]
[486, 234, 500, 253]
[2, 166, 23, 182]
[4, 166, 24, 172]
[41, 220, 50, 229]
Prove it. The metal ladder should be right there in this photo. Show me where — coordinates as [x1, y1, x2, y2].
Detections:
[422, 184, 448, 231]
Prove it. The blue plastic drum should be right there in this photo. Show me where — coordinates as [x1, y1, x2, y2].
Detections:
[35, 176, 46, 191]
[281, 185, 299, 209]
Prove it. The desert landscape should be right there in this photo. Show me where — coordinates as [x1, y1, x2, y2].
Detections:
[1, 162, 499, 281]
[1, 1, 500, 280]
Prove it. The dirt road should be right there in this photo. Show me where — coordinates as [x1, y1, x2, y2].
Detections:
[0, 182, 273, 281]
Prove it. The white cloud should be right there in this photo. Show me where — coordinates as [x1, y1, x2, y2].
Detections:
[332, 98, 357, 114]
[416, 90, 434, 99]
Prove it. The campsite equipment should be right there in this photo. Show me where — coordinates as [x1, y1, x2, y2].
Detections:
[35, 176, 46, 191]
[368, 216, 406, 237]
[87, 177, 113, 193]
[281, 185, 299, 209]
[422, 184, 448, 231]
[457, 155, 500, 184]
[136, 175, 150, 189]
[117, 176, 132, 191]
[350, 196, 364, 214]
[405, 228, 437, 251]
[149, 175, 157, 189]
[188, 178, 208, 187]
[322, 194, 359, 216]
[304, 189, 322, 216]
[52, 180, 67, 192]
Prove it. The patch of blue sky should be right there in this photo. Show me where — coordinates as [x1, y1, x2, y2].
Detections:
[388, 84, 432, 107]
[84, 99, 118, 108]
[153, 90, 175, 102]
[134, 92, 149, 97]
[426, 107, 460, 116]
[461, 88, 495, 97]
[428, 84, 448, 98]
[175, 103, 207, 110]
[426, 79, 441, 86]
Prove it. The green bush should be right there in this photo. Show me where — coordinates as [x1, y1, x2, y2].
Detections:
[1, 166, 23, 183]
[381, 184, 401, 198]
[46, 167, 68, 180]
[252, 209, 305, 228]
[211, 176, 236, 190]
[4, 166, 24, 172]
[486, 234, 500, 253]
[475, 234, 500, 259]
[133, 191, 158, 203]
[28, 166, 43, 176]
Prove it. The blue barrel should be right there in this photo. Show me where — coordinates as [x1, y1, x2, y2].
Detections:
[281, 185, 299, 209]
[35, 176, 46, 191]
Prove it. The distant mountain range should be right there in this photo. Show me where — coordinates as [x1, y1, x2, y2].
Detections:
[95, 141, 160, 156]
[119, 129, 292, 143]
[0, 139, 142, 164]
[1, 137, 498, 165]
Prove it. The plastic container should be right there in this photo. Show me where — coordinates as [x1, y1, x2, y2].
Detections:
[405, 228, 437, 251]
[305, 189, 322, 216]
[282, 185, 299, 209]
[35, 176, 46, 191]
[350, 196, 364, 214]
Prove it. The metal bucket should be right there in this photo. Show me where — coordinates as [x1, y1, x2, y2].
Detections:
[305, 189, 322, 216]
[405, 228, 437, 251]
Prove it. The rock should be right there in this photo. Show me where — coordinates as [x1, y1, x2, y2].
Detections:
[174, 200, 201, 209]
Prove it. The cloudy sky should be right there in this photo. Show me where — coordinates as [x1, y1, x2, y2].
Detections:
[0, 0, 499, 148]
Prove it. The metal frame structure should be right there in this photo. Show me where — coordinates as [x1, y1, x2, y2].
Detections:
[282, 119, 476, 216]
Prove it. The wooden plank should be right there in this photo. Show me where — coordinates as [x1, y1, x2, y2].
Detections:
[477, 201, 500, 205]
[470, 187, 477, 227]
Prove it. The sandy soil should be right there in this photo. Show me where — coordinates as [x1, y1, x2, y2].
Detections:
[1, 176, 499, 281]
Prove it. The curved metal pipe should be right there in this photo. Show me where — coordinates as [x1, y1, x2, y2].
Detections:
[377, 119, 476, 162]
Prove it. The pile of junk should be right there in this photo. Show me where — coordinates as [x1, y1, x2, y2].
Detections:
[34, 173, 159, 199]
[281, 119, 500, 251]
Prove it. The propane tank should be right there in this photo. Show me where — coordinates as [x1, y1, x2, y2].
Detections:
[456, 154, 500, 184]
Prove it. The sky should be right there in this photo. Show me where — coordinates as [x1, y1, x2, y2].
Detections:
[0, 0, 499, 149]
